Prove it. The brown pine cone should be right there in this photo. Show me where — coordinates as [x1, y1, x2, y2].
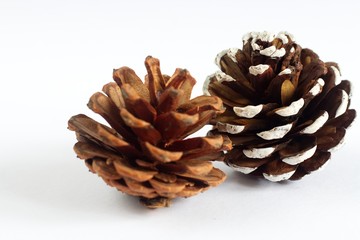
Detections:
[204, 31, 356, 182]
[68, 56, 231, 208]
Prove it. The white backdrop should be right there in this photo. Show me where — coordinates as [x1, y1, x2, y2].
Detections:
[1, 0, 359, 239]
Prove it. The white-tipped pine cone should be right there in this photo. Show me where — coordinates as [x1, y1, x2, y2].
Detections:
[204, 31, 356, 181]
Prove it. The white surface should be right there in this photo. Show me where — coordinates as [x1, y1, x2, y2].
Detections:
[275, 98, 304, 117]
[262, 170, 296, 182]
[233, 104, 263, 118]
[300, 111, 329, 134]
[249, 64, 270, 76]
[1, 0, 359, 239]
[243, 147, 275, 159]
[282, 145, 317, 165]
[257, 123, 293, 140]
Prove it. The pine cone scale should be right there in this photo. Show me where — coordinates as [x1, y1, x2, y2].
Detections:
[154, 112, 199, 143]
[327, 109, 355, 129]
[92, 159, 122, 180]
[113, 67, 151, 102]
[148, 178, 188, 195]
[165, 68, 196, 104]
[263, 159, 297, 182]
[141, 141, 183, 163]
[112, 158, 157, 182]
[110, 179, 157, 199]
[177, 95, 224, 114]
[119, 108, 162, 145]
[70, 116, 142, 157]
[88, 92, 135, 142]
[124, 178, 156, 196]
[120, 83, 157, 123]
[278, 136, 317, 160]
[154, 172, 177, 183]
[175, 168, 226, 187]
[157, 87, 183, 113]
[315, 127, 346, 151]
[102, 82, 125, 109]
[181, 160, 213, 175]
[219, 55, 255, 97]
[144, 56, 165, 105]
[73, 141, 111, 160]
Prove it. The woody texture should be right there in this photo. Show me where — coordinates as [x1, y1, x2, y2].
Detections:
[204, 31, 356, 181]
[68, 56, 231, 208]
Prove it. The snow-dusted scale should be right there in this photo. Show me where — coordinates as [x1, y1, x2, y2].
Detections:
[329, 137, 346, 152]
[233, 104, 263, 118]
[203, 71, 236, 95]
[242, 31, 293, 57]
[243, 32, 273, 50]
[260, 46, 286, 58]
[258, 31, 276, 42]
[335, 90, 349, 118]
[330, 66, 341, 85]
[278, 68, 292, 76]
[228, 163, 258, 174]
[348, 81, 353, 99]
[309, 78, 325, 96]
[279, 31, 295, 42]
[257, 123, 293, 140]
[275, 98, 304, 117]
[282, 145, 317, 165]
[249, 64, 270, 76]
[243, 32, 276, 51]
[301, 111, 329, 134]
[251, 41, 260, 51]
[242, 32, 256, 43]
[215, 48, 239, 68]
[317, 160, 330, 172]
[243, 147, 275, 159]
[216, 122, 244, 134]
[276, 32, 289, 44]
[242, 31, 294, 46]
[263, 170, 296, 182]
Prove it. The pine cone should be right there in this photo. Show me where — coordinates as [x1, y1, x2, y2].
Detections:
[204, 31, 356, 182]
[68, 56, 231, 208]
